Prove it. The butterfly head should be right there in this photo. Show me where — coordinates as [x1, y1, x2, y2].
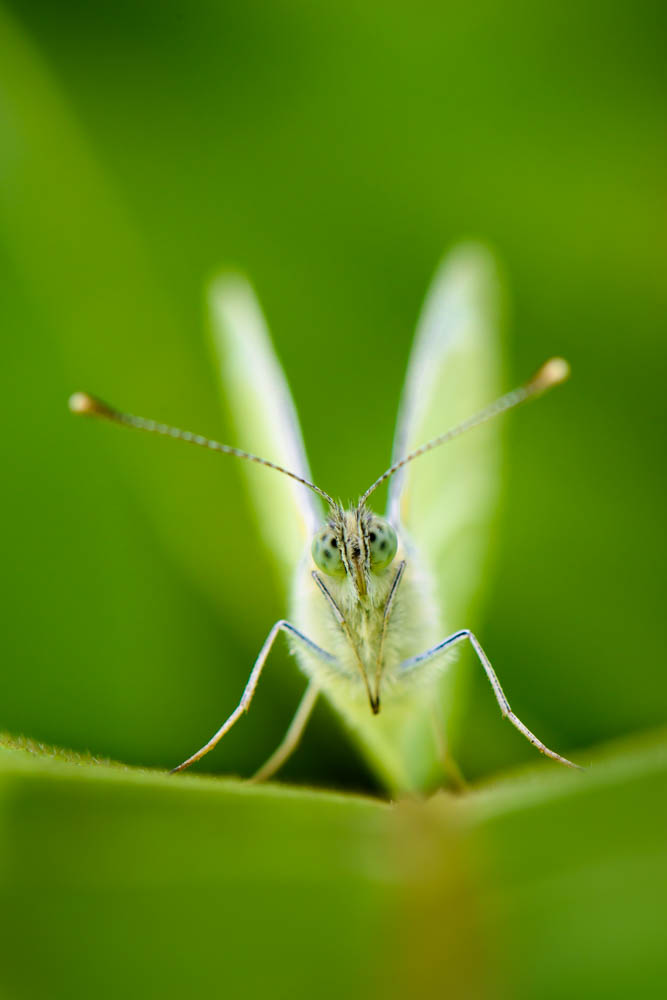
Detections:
[311, 505, 398, 597]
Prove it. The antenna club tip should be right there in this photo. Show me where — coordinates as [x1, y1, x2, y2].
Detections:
[68, 392, 113, 418]
[532, 357, 571, 393]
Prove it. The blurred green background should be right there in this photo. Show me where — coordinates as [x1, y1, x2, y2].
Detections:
[1, 0, 666, 792]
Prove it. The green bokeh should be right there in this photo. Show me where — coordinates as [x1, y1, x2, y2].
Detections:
[1, 0, 665, 792]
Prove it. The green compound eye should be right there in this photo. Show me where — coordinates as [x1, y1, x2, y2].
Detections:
[311, 531, 346, 577]
[367, 519, 398, 571]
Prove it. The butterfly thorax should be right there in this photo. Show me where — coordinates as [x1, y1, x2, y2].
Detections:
[292, 505, 442, 715]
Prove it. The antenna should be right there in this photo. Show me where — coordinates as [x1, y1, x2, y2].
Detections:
[358, 357, 570, 507]
[68, 392, 337, 508]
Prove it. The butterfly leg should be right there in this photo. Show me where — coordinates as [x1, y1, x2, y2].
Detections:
[374, 561, 406, 704]
[171, 621, 336, 774]
[312, 571, 377, 711]
[249, 680, 320, 784]
[400, 630, 581, 769]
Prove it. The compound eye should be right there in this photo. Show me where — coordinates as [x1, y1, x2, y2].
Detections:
[311, 530, 346, 577]
[367, 518, 398, 571]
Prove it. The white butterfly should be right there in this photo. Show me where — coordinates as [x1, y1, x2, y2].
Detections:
[70, 245, 579, 793]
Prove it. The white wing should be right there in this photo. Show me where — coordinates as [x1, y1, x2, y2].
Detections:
[387, 244, 503, 628]
[209, 274, 322, 580]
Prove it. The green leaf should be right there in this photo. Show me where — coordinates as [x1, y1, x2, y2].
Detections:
[2, 729, 665, 1000]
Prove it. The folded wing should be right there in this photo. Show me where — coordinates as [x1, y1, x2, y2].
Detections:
[387, 244, 503, 628]
[209, 274, 322, 581]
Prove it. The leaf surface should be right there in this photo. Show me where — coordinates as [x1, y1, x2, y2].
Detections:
[2, 730, 665, 1000]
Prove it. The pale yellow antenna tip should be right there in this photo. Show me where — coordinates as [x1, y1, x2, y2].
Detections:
[68, 392, 113, 418]
[531, 357, 571, 394]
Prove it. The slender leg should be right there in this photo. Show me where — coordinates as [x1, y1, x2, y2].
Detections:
[400, 629, 581, 770]
[249, 680, 320, 784]
[312, 570, 377, 711]
[374, 561, 406, 700]
[171, 620, 335, 774]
